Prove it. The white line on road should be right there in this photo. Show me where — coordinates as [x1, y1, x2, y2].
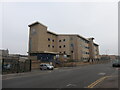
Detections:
[66, 84, 76, 87]
[98, 73, 106, 76]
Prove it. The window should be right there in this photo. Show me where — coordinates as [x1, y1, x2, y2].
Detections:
[52, 46, 54, 48]
[70, 43, 74, 47]
[85, 46, 89, 49]
[70, 37, 73, 40]
[31, 29, 36, 35]
[52, 40, 54, 42]
[63, 39, 65, 41]
[63, 45, 66, 47]
[59, 46, 61, 48]
[48, 45, 50, 47]
[71, 51, 73, 53]
[64, 51, 66, 54]
[48, 38, 50, 41]
[59, 40, 61, 42]
[67, 55, 70, 57]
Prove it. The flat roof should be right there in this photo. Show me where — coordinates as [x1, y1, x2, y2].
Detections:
[94, 43, 99, 46]
[58, 34, 89, 42]
[47, 30, 58, 36]
[77, 35, 89, 42]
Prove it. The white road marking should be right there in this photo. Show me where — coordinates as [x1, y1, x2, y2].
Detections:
[55, 68, 58, 69]
[98, 73, 106, 76]
[66, 84, 76, 87]
[48, 71, 52, 72]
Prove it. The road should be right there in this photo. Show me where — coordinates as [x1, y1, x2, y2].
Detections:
[2, 62, 119, 88]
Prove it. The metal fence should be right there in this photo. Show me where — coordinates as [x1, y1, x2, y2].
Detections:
[2, 59, 31, 74]
[54, 58, 111, 67]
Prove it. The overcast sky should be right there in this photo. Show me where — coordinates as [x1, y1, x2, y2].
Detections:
[1, 2, 118, 55]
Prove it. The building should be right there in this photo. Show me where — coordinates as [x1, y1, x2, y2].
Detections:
[100, 55, 119, 60]
[1, 49, 31, 74]
[0, 49, 28, 61]
[0, 49, 9, 57]
[28, 21, 100, 68]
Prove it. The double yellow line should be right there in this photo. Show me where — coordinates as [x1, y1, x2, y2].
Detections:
[87, 76, 112, 88]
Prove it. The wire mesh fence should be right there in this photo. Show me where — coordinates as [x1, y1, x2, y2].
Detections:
[2, 59, 31, 74]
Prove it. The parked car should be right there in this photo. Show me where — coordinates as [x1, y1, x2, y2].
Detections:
[3, 64, 12, 70]
[112, 60, 120, 67]
[40, 64, 54, 70]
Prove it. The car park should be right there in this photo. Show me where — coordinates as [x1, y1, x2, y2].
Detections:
[40, 64, 54, 70]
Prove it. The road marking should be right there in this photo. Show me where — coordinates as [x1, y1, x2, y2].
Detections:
[55, 68, 58, 69]
[48, 71, 52, 72]
[66, 84, 76, 87]
[66, 84, 72, 87]
[87, 76, 112, 88]
[98, 73, 106, 76]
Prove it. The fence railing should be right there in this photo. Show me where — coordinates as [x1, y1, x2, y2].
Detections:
[54, 59, 111, 67]
[2, 59, 31, 74]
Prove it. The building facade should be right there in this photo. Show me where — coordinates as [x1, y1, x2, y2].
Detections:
[28, 21, 99, 66]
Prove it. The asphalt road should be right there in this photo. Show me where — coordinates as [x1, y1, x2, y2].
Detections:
[2, 62, 119, 88]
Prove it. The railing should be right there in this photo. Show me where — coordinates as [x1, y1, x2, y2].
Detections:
[2, 59, 31, 74]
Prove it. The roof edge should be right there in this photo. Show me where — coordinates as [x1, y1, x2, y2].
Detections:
[28, 21, 47, 28]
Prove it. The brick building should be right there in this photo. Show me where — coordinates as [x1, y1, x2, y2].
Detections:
[28, 21, 100, 68]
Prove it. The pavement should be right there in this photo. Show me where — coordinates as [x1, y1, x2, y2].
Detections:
[2, 62, 119, 89]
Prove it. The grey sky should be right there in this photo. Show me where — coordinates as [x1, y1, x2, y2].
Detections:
[1, 2, 118, 55]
